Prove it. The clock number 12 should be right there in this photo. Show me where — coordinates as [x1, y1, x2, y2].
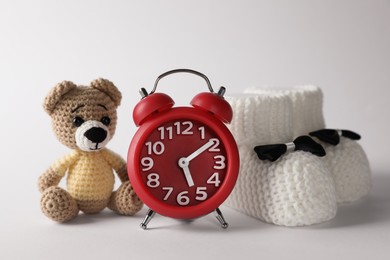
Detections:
[158, 121, 194, 140]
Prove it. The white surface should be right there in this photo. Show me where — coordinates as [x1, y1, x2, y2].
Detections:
[1, 1, 389, 259]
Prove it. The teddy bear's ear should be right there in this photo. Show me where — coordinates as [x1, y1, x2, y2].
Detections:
[43, 81, 77, 115]
[90, 78, 122, 107]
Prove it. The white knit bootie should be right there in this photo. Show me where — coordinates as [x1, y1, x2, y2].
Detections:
[309, 132, 371, 203]
[245, 86, 372, 204]
[224, 92, 337, 226]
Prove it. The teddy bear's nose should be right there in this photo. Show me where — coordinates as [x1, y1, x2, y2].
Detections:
[84, 127, 107, 143]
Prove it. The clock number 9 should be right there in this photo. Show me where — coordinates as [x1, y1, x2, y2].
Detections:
[141, 157, 154, 171]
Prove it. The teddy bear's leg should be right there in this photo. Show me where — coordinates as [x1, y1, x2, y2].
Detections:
[76, 199, 109, 214]
[40, 186, 79, 222]
[108, 180, 143, 215]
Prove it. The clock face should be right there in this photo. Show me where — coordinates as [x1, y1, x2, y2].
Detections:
[139, 119, 227, 207]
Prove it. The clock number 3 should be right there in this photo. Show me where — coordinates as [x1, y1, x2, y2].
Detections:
[213, 155, 226, 169]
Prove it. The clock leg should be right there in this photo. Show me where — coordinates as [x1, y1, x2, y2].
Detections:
[140, 209, 156, 230]
[214, 208, 229, 229]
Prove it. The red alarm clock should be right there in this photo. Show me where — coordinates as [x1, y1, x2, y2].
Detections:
[128, 69, 239, 229]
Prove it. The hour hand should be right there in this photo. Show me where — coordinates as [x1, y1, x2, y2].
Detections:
[178, 158, 194, 187]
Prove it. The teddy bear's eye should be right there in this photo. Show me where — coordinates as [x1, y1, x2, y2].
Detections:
[73, 116, 85, 127]
[101, 116, 111, 126]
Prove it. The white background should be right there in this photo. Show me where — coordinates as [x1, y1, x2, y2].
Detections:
[0, 0, 389, 259]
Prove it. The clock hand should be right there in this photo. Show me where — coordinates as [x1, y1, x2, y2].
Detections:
[186, 139, 215, 162]
[177, 139, 216, 187]
[178, 158, 195, 187]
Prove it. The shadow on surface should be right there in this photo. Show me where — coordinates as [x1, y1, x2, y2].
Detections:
[130, 207, 268, 232]
[61, 208, 146, 225]
[316, 171, 390, 229]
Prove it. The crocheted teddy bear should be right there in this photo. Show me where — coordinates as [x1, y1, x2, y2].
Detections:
[38, 78, 143, 222]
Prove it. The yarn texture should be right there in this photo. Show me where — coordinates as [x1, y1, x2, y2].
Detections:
[38, 79, 143, 222]
[225, 85, 371, 226]
[318, 137, 371, 203]
[244, 86, 371, 204]
[225, 93, 293, 145]
[224, 90, 337, 226]
[62, 149, 122, 201]
[245, 86, 325, 138]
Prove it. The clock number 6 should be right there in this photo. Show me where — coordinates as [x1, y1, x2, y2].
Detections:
[177, 191, 190, 206]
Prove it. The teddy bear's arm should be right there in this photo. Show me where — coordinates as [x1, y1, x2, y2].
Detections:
[38, 151, 79, 193]
[102, 149, 129, 182]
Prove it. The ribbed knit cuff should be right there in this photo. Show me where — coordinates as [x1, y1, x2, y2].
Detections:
[244, 85, 325, 137]
[225, 93, 293, 145]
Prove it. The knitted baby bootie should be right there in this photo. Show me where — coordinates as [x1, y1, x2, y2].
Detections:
[108, 181, 143, 216]
[246, 86, 372, 204]
[309, 129, 371, 203]
[40, 186, 79, 222]
[227, 145, 337, 226]
[224, 92, 337, 226]
[266, 151, 336, 226]
[325, 138, 371, 203]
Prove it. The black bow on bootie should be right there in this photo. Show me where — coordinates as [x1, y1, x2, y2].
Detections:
[254, 136, 326, 162]
[309, 129, 361, 145]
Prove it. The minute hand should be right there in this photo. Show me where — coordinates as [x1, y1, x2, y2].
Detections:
[186, 139, 215, 162]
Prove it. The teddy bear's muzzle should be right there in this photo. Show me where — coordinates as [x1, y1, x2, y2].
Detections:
[84, 127, 107, 144]
[75, 120, 111, 151]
